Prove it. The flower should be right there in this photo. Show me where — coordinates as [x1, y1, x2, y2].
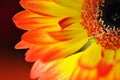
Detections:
[13, 0, 120, 80]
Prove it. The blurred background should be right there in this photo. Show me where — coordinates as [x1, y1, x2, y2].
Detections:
[0, 0, 35, 80]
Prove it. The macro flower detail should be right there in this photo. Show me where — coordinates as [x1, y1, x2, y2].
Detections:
[13, 0, 120, 80]
[81, 0, 120, 50]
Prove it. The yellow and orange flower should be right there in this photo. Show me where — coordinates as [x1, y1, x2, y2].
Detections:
[13, 0, 120, 80]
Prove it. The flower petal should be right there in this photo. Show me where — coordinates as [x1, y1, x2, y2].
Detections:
[48, 30, 87, 41]
[20, 0, 80, 17]
[15, 40, 33, 49]
[116, 48, 120, 62]
[22, 28, 58, 44]
[102, 49, 115, 63]
[58, 17, 81, 29]
[13, 10, 61, 30]
[25, 37, 89, 62]
[30, 60, 59, 79]
[40, 37, 89, 62]
[58, 17, 75, 29]
[30, 52, 81, 80]
[70, 67, 98, 80]
[78, 42, 102, 68]
[48, 22, 88, 41]
[97, 60, 113, 77]
[104, 62, 120, 80]
[53, 0, 84, 10]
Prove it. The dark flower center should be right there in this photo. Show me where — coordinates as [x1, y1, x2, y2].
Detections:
[100, 0, 120, 29]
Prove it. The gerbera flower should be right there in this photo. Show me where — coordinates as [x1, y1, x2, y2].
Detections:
[13, 0, 120, 80]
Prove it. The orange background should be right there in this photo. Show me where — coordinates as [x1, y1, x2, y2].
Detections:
[0, 0, 35, 80]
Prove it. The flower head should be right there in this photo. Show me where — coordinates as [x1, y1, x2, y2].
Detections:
[13, 0, 120, 80]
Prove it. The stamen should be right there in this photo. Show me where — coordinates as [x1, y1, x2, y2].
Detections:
[81, 0, 120, 50]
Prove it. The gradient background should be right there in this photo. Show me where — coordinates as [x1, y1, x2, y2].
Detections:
[0, 0, 36, 80]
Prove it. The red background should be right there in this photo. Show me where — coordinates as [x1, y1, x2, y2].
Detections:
[0, 0, 35, 80]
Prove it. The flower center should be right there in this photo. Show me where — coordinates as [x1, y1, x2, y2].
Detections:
[98, 0, 120, 34]
[101, 0, 120, 29]
[81, 0, 120, 50]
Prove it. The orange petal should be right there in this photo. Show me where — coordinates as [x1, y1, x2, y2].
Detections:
[30, 60, 59, 79]
[40, 37, 89, 62]
[97, 60, 113, 77]
[25, 37, 89, 62]
[13, 10, 61, 30]
[25, 46, 43, 62]
[20, 0, 80, 17]
[15, 40, 33, 49]
[25, 45, 61, 62]
[48, 30, 81, 41]
[58, 17, 74, 29]
[22, 28, 58, 44]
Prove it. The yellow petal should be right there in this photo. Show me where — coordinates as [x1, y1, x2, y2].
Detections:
[70, 68, 97, 80]
[53, 0, 84, 10]
[102, 49, 115, 63]
[20, 0, 80, 17]
[79, 42, 102, 68]
[116, 48, 120, 62]
[107, 62, 120, 80]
